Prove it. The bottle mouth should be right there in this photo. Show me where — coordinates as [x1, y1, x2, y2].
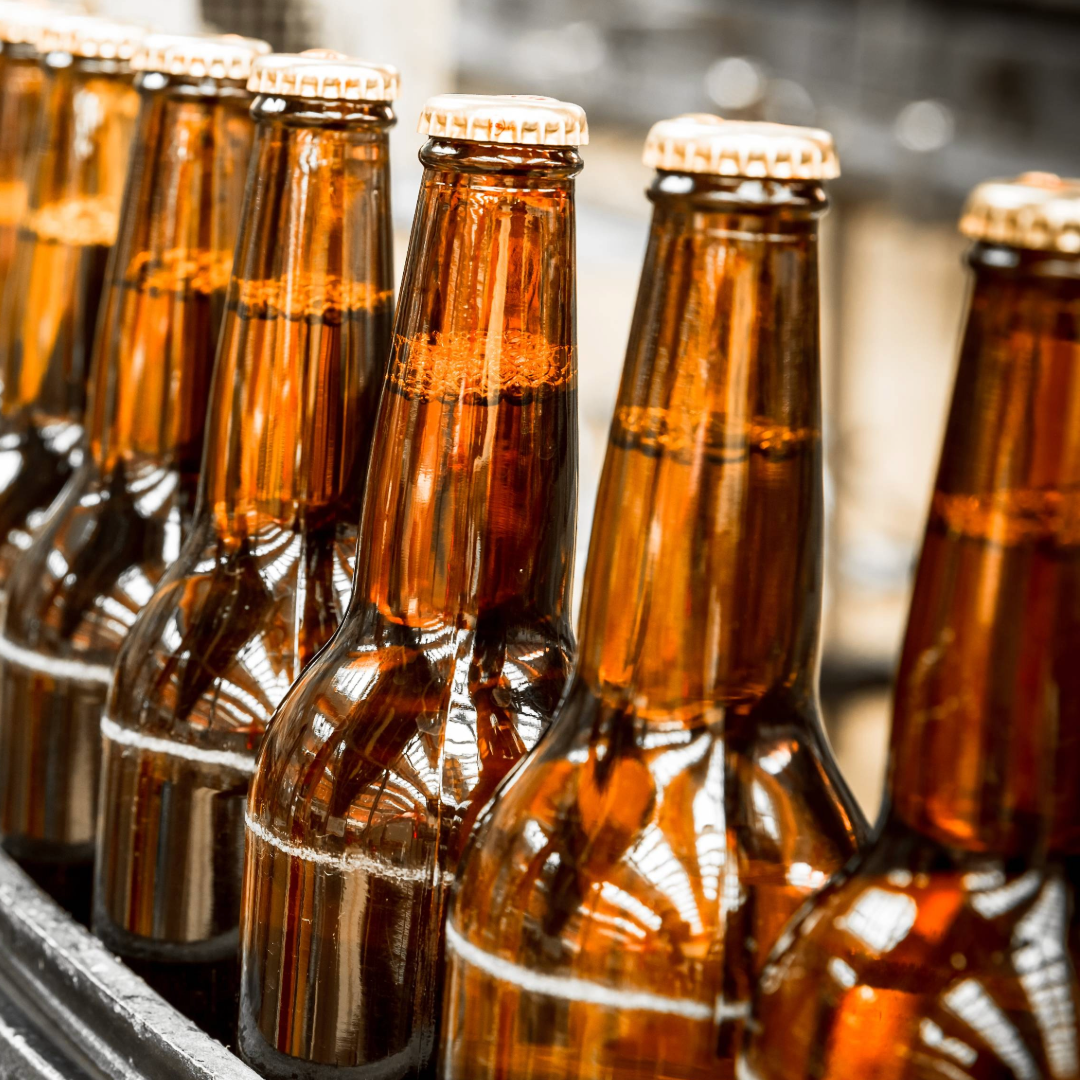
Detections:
[250, 93, 396, 129]
[967, 240, 1080, 280]
[419, 137, 583, 179]
[648, 171, 829, 217]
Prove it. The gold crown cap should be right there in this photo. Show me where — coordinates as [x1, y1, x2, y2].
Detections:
[417, 94, 588, 147]
[38, 14, 147, 61]
[643, 113, 839, 181]
[248, 49, 399, 102]
[134, 32, 270, 80]
[0, 1, 68, 49]
[959, 173, 1080, 254]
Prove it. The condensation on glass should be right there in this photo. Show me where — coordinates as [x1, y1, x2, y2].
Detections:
[439, 114, 867, 1080]
[741, 173, 1080, 1080]
[238, 93, 586, 1080]
[93, 50, 398, 1044]
[0, 14, 144, 911]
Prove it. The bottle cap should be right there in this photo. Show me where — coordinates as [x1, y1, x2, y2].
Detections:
[642, 113, 839, 181]
[133, 32, 270, 80]
[247, 49, 399, 102]
[0, 1, 66, 49]
[38, 14, 147, 61]
[959, 173, 1080, 255]
[417, 94, 588, 147]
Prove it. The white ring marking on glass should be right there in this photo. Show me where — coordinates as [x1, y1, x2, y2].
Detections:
[0, 633, 113, 686]
[244, 812, 454, 885]
[445, 921, 714, 1020]
[100, 715, 258, 774]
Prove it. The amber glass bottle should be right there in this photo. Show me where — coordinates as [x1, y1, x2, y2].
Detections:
[437, 116, 866, 1080]
[0, 15, 143, 591]
[741, 173, 1080, 1080]
[93, 51, 398, 1045]
[0, 31, 265, 924]
[0, 3, 53, 297]
[238, 93, 586, 1079]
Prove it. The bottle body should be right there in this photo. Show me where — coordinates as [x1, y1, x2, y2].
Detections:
[238, 139, 580, 1080]
[741, 245, 1080, 1080]
[0, 55, 137, 589]
[93, 96, 395, 1042]
[440, 174, 864, 1080]
[0, 44, 46, 297]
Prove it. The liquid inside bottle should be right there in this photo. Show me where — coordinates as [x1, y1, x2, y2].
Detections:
[0, 23, 143, 911]
[0, 27, 47, 299]
[238, 95, 584, 1080]
[93, 54, 397, 1045]
[740, 177, 1080, 1080]
[440, 117, 866, 1080]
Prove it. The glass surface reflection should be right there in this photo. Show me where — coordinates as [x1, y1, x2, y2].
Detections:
[744, 835, 1079, 1080]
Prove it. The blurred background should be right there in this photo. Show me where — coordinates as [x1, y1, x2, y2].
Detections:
[86, 0, 1080, 821]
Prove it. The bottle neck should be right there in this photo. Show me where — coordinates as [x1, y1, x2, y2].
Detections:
[198, 97, 395, 538]
[0, 49, 44, 200]
[0, 56, 137, 422]
[354, 139, 579, 635]
[85, 75, 253, 498]
[577, 174, 826, 720]
[888, 244, 1080, 856]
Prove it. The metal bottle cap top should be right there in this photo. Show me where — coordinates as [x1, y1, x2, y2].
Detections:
[417, 94, 589, 147]
[960, 172, 1080, 255]
[643, 113, 840, 181]
[247, 49, 399, 102]
[0, 1, 67, 49]
[133, 32, 270, 80]
[38, 14, 147, 62]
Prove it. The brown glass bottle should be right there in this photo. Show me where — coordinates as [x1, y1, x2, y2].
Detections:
[0, 16, 143, 592]
[93, 52, 398, 1046]
[0, 5, 52, 298]
[0, 32, 265, 923]
[238, 93, 585, 1080]
[741, 174, 1080, 1080]
[438, 116, 866, 1080]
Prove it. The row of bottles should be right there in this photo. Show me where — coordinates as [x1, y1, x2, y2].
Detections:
[0, 10, 1073, 1080]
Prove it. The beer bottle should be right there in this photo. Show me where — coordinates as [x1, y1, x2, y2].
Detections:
[238, 93, 585, 1079]
[0, 30, 266, 920]
[0, 15, 143, 590]
[0, 2, 53, 296]
[93, 51, 398, 1044]
[740, 173, 1080, 1080]
[438, 115, 866, 1080]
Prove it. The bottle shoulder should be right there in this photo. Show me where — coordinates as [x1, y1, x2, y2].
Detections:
[0, 418, 82, 581]
[3, 459, 186, 640]
[247, 622, 573, 852]
[446, 680, 862, 1001]
[107, 517, 358, 743]
[743, 829, 1078, 1080]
